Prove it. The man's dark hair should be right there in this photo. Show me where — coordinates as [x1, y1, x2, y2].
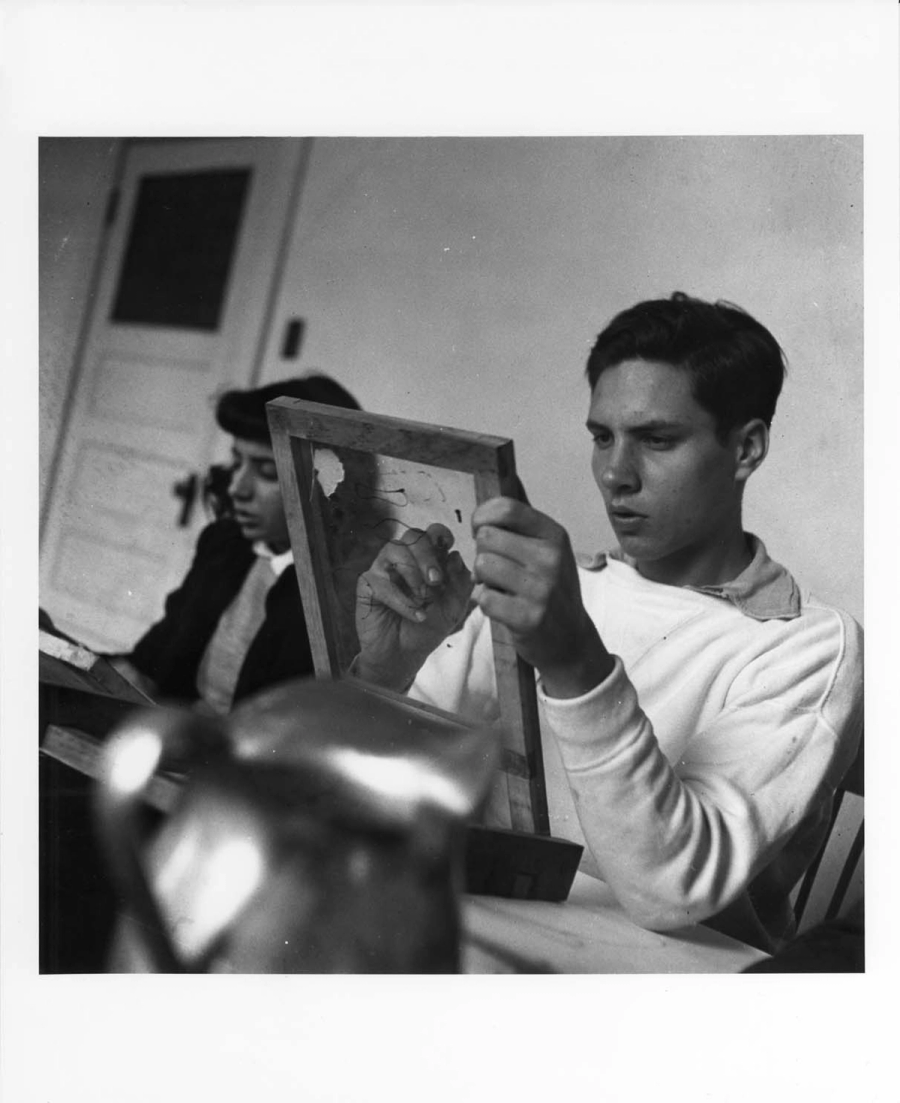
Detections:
[215, 374, 360, 444]
[586, 292, 787, 440]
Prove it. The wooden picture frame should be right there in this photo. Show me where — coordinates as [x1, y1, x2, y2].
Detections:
[267, 397, 549, 836]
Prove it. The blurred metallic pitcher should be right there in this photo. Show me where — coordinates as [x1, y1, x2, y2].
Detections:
[95, 678, 499, 973]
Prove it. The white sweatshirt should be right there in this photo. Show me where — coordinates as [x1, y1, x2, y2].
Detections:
[409, 537, 863, 949]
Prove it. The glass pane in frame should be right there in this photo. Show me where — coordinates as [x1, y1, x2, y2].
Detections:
[267, 398, 550, 835]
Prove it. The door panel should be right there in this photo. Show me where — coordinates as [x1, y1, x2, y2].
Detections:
[41, 138, 307, 651]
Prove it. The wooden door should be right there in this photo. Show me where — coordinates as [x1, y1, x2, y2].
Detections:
[40, 138, 308, 651]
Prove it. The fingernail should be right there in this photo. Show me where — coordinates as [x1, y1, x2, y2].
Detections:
[414, 610, 427, 622]
[427, 568, 442, 584]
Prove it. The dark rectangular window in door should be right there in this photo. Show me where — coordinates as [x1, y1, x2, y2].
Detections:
[111, 168, 251, 331]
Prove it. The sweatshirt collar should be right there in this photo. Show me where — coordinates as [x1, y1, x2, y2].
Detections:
[584, 534, 801, 621]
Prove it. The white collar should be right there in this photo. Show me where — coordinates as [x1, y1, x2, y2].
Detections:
[253, 541, 294, 577]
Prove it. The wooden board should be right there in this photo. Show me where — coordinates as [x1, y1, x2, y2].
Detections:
[40, 683, 150, 746]
[464, 825, 582, 902]
[39, 629, 154, 705]
[40, 725, 182, 814]
[267, 398, 550, 837]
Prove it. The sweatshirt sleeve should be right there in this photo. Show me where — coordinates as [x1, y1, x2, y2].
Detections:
[407, 606, 500, 725]
[540, 608, 864, 931]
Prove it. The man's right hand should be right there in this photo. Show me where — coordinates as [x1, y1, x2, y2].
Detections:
[354, 523, 473, 690]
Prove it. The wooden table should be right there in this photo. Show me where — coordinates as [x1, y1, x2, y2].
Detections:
[461, 872, 767, 973]
[41, 724, 768, 975]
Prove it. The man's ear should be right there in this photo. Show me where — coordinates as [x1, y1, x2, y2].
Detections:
[733, 418, 769, 484]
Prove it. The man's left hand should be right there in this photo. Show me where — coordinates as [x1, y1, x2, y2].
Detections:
[471, 497, 614, 698]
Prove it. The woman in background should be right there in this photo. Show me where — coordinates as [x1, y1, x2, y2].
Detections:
[41, 374, 359, 973]
[115, 374, 360, 713]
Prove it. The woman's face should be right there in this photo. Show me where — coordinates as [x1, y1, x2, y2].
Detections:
[227, 437, 291, 553]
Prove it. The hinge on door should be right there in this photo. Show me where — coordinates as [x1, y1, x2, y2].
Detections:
[104, 187, 120, 227]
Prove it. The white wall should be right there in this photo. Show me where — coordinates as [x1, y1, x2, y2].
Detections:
[40, 137, 863, 626]
[39, 138, 120, 516]
[265, 136, 863, 623]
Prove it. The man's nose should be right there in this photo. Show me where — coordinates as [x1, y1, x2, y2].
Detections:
[600, 446, 640, 494]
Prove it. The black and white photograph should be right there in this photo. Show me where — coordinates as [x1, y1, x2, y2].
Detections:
[2, 4, 898, 1102]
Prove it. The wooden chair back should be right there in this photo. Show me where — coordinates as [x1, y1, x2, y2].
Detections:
[791, 739, 864, 934]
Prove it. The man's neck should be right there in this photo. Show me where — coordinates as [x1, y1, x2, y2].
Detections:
[635, 531, 754, 589]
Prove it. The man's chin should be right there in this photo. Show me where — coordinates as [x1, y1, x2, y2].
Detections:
[614, 533, 670, 567]
[614, 530, 651, 554]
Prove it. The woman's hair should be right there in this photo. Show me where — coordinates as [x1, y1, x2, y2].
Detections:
[215, 373, 360, 443]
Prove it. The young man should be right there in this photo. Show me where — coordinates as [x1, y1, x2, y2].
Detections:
[353, 293, 863, 951]
[116, 373, 359, 713]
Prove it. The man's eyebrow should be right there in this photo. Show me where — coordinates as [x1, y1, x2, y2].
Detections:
[585, 417, 685, 432]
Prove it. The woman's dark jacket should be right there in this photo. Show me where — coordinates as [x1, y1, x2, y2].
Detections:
[129, 519, 314, 705]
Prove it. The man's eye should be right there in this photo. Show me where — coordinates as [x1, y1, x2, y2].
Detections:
[644, 436, 673, 449]
[258, 463, 279, 480]
[590, 431, 611, 447]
